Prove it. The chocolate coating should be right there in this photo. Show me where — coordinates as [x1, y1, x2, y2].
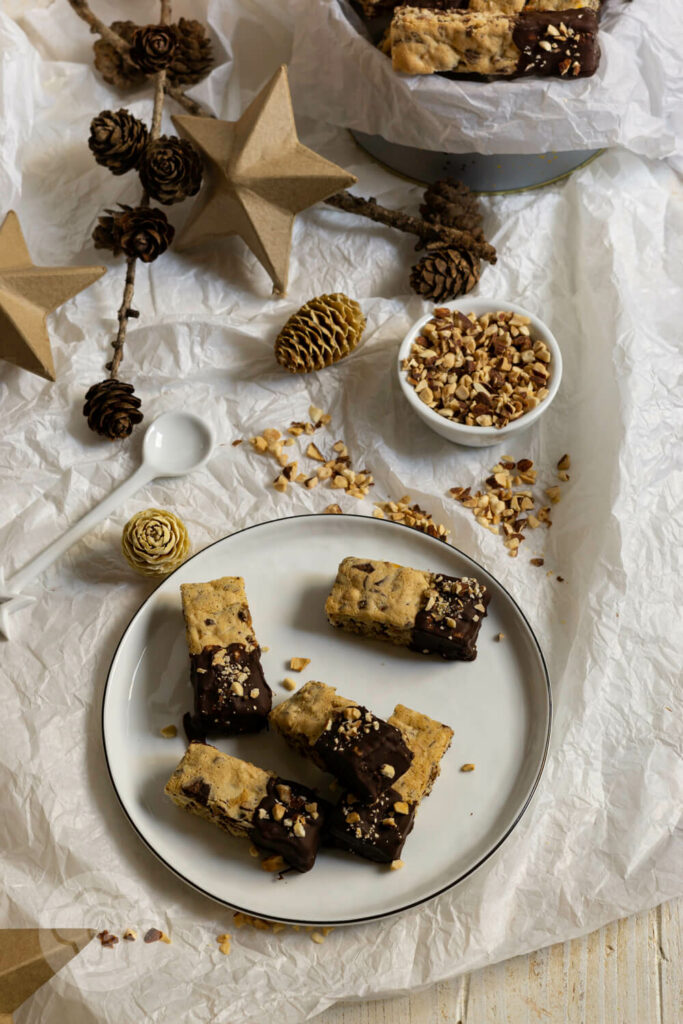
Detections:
[411, 573, 490, 660]
[514, 10, 600, 78]
[313, 706, 413, 801]
[326, 787, 417, 863]
[252, 777, 327, 873]
[185, 642, 272, 738]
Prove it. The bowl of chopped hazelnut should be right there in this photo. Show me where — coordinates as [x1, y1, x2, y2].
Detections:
[397, 299, 562, 448]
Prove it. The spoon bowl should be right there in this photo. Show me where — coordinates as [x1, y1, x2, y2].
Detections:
[142, 411, 215, 477]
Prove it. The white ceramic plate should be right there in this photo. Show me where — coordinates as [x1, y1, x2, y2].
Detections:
[103, 514, 551, 926]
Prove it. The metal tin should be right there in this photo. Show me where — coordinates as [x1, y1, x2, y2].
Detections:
[351, 129, 604, 193]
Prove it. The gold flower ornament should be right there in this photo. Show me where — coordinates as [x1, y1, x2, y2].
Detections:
[122, 507, 190, 577]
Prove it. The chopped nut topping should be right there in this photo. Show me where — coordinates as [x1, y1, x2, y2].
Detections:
[230, 680, 244, 697]
[345, 811, 361, 824]
[393, 801, 410, 815]
[160, 724, 177, 738]
[380, 763, 395, 779]
[289, 657, 310, 672]
[460, 763, 475, 772]
[276, 784, 292, 802]
[272, 803, 285, 821]
[293, 821, 306, 838]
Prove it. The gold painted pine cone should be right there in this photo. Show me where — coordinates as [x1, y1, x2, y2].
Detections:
[275, 293, 366, 374]
[122, 508, 190, 577]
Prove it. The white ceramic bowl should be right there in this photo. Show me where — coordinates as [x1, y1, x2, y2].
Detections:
[397, 298, 563, 448]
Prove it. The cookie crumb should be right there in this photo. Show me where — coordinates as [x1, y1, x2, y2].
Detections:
[160, 724, 177, 738]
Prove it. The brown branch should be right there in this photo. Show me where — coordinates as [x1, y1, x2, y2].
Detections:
[66, 0, 130, 53]
[164, 81, 212, 116]
[323, 192, 497, 264]
[106, 0, 170, 379]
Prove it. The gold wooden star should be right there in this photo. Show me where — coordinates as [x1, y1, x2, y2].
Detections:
[172, 65, 357, 295]
[0, 211, 106, 381]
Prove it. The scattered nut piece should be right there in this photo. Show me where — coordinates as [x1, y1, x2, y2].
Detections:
[494, 632, 505, 642]
[273, 475, 288, 493]
[97, 930, 119, 948]
[309, 406, 331, 425]
[143, 928, 170, 944]
[460, 763, 475, 772]
[122, 928, 137, 941]
[557, 453, 571, 471]
[231, 439, 243, 447]
[289, 657, 310, 672]
[160, 724, 177, 738]
[282, 677, 297, 691]
[545, 486, 561, 504]
[390, 859, 404, 871]
[248, 845, 260, 857]
[217, 933, 231, 955]
[311, 932, 325, 944]
[324, 504, 343, 514]
[530, 557, 545, 567]
[260, 854, 286, 873]
[374, 496, 449, 542]
[306, 442, 325, 462]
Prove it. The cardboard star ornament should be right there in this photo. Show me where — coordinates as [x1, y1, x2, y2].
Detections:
[172, 65, 357, 295]
[0, 211, 106, 381]
[0, 928, 94, 1023]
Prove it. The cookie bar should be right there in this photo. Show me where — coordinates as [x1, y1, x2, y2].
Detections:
[164, 742, 326, 872]
[361, 0, 600, 21]
[325, 557, 490, 660]
[269, 681, 413, 801]
[180, 577, 272, 739]
[390, 7, 600, 77]
[327, 704, 454, 863]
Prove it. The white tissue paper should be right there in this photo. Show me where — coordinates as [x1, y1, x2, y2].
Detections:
[288, 0, 683, 162]
[1, 2, 681, 1023]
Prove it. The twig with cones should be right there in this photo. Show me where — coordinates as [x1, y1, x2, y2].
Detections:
[68, 0, 496, 439]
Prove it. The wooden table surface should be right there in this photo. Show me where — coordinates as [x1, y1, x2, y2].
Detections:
[317, 898, 682, 1024]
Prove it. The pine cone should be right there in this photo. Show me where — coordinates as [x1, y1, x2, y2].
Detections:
[93, 21, 146, 90]
[420, 179, 485, 241]
[88, 109, 149, 175]
[122, 508, 191, 577]
[83, 379, 144, 440]
[129, 25, 177, 74]
[168, 18, 214, 86]
[275, 294, 366, 374]
[92, 210, 123, 255]
[410, 247, 481, 302]
[138, 136, 203, 205]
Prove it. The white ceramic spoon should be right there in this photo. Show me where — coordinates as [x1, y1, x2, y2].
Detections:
[0, 410, 215, 641]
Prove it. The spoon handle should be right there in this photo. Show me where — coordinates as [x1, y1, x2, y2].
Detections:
[9, 464, 155, 592]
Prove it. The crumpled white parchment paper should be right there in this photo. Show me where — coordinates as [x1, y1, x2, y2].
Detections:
[288, 0, 683, 163]
[1, 2, 682, 1023]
